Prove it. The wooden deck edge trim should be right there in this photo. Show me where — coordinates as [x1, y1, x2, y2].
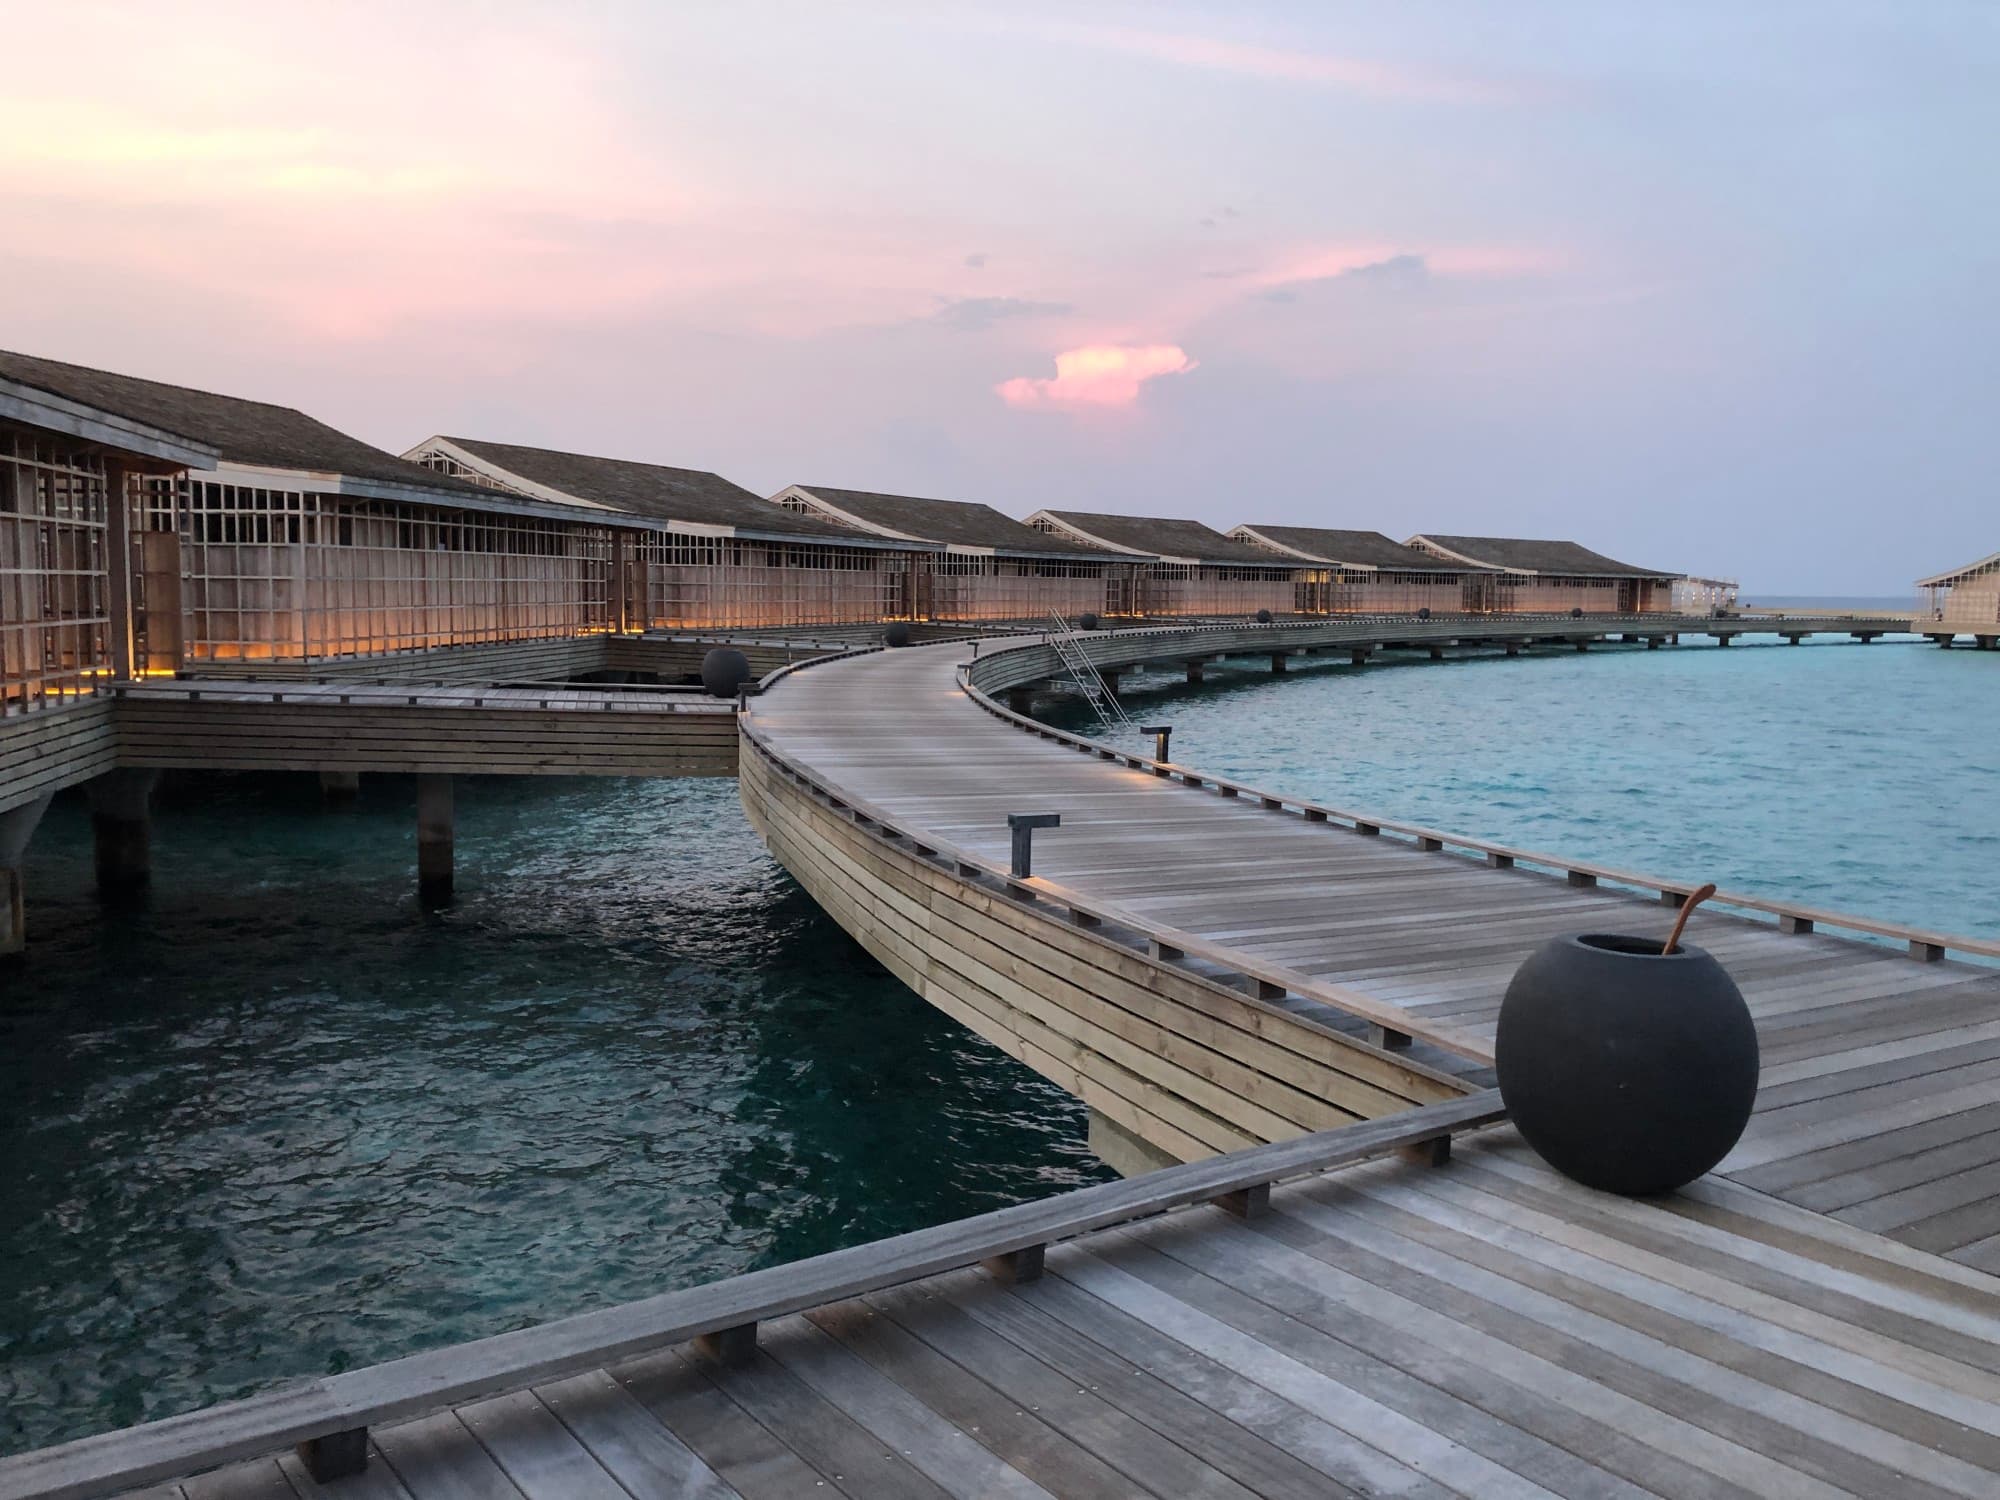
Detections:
[737, 717, 1488, 1069]
[0, 1092, 1503, 1500]
[953, 644, 2000, 965]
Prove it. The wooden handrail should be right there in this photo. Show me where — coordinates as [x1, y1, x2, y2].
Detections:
[954, 639, 1997, 965]
[0, 1091, 1502, 1500]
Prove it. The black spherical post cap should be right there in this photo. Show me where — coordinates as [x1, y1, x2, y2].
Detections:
[699, 647, 753, 698]
[1255, 608, 1273, 624]
[1417, 606, 1432, 621]
[884, 622, 913, 648]
[1077, 611, 1100, 631]
[1495, 934, 1759, 1195]
[1571, 606, 1585, 619]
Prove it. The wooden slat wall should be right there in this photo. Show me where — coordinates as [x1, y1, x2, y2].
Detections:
[739, 740, 1466, 1166]
[0, 701, 118, 813]
[119, 698, 739, 778]
[182, 635, 611, 684]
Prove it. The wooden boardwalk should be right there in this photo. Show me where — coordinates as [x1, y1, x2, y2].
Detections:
[105, 1131, 2000, 1500]
[748, 636, 2000, 1271]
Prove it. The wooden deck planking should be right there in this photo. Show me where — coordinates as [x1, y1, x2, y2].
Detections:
[749, 639, 2000, 1260]
[114, 1133, 2000, 1500]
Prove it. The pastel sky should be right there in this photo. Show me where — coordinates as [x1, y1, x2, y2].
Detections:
[3, 1, 1992, 592]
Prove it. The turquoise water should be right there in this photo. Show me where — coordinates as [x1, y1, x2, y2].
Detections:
[0, 776, 1108, 1453]
[1042, 635, 2000, 942]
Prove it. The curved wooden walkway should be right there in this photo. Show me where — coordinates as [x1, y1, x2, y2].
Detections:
[747, 631, 2000, 1271]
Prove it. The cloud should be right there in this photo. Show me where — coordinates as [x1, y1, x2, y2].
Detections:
[996, 345, 1196, 409]
[964, 252, 988, 269]
[1032, 23, 1511, 104]
[932, 295, 1071, 331]
[1342, 252, 1429, 284]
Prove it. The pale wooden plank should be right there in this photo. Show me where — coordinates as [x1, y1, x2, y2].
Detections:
[531, 1369, 738, 1500]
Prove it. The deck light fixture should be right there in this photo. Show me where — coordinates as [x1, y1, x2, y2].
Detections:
[1140, 724, 1172, 763]
[1006, 812, 1061, 878]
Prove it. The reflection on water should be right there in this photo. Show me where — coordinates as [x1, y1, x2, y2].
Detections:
[0, 774, 1107, 1452]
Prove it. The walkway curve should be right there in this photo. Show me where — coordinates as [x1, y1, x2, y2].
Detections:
[744, 617, 2000, 1270]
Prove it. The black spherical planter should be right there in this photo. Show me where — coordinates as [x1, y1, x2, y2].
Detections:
[699, 647, 752, 698]
[1417, 606, 1432, 621]
[884, 622, 912, 648]
[1495, 934, 1758, 1196]
[1255, 608, 1273, 624]
[1077, 611, 1100, 632]
[1570, 606, 1585, 619]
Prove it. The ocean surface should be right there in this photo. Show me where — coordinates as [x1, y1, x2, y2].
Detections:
[0, 776, 1108, 1453]
[1041, 632, 1999, 942]
[6, 630, 1996, 1453]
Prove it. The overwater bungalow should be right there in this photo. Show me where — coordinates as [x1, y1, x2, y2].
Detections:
[1671, 574, 1740, 614]
[769, 483, 1143, 622]
[0, 349, 613, 675]
[1, 354, 218, 714]
[402, 440, 923, 631]
[1916, 552, 2000, 644]
[1229, 523, 1493, 614]
[1405, 533, 1679, 614]
[1025, 509, 1298, 618]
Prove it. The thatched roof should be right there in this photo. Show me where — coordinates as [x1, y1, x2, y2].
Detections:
[443, 440, 884, 542]
[0, 349, 483, 497]
[781, 485, 1132, 559]
[1408, 534, 1676, 579]
[1031, 510, 1286, 566]
[1233, 525, 1484, 572]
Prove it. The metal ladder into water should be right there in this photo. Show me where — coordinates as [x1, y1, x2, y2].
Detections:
[1047, 612, 1137, 732]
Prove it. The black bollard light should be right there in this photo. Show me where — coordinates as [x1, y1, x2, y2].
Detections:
[1006, 812, 1061, 879]
[1140, 723, 1172, 763]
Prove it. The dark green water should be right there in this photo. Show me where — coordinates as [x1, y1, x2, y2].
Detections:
[0, 774, 1108, 1454]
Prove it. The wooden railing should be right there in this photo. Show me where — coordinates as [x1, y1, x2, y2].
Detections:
[0, 1090, 1501, 1500]
[738, 717, 1490, 1063]
[955, 635, 1999, 966]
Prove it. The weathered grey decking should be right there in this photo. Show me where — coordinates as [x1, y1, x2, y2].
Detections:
[118, 1131, 2000, 1500]
[749, 638, 2000, 1270]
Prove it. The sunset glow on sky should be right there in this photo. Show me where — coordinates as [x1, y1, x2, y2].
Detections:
[2, 1, 1992, 590]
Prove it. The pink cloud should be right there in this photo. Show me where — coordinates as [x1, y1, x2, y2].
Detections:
[997, 345, 1197, 409]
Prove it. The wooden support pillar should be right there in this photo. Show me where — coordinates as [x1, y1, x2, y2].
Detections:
[103, 460, 135, 682]
[1503, 642, 1520, 658]
[417, 773, 454, 906]
[87, 768, 158, 898]
[1, 793, 52, 958]
[981, 1244, 1045, 1285]
[1715, 633, 1732, 646]
[1184, 659, 1204, 684]
[1398, 1136, 1452, 1168]
[1573, 640, 1589, 652]
[1348, 648, 1370, 667]
[1216, 1183, 1270, 1220]
[1006, 687, 1034, 714]
[296, 1429, 369, 1484]
[1785, 634, 1803, 646]
[1978, 637, 1998, 652]
[694, 1322, 758, 1365]
[1645, 637, 1661, 649]
[1100, 669, 1120, 697]
[1427, 644, 1444, 661]
[1269, 652, 1287, 673]
[319, 770, 360, 806]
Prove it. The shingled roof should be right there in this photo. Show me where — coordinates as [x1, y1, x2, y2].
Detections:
[0, 349, 487, 498]
[1408, 534, 1677, 579]
[777, 485, 1132, 559]
[437, 440, 888, 542]
[1029, 510, 1286, 566]
[1232, 525, 1484, 573]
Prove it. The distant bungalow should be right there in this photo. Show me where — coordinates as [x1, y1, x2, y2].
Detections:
[402, 439, 924, 630]
[1229, 524, 1492, 615]
[1405, 534, 1679, 614]
[1916, 552, 2000, 646]
[769, 484, 1141, 622]
[1025, 510, 1297, 618]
